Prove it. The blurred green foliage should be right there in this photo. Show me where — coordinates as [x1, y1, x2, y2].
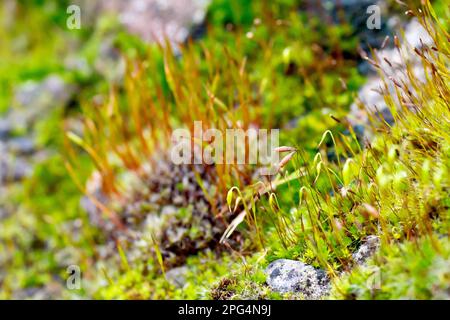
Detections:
[0, 0, 448, 301]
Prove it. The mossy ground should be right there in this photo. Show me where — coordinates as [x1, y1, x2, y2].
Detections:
[0, 0, 448, 300]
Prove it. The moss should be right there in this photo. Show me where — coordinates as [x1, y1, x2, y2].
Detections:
[331, 237, 450, 300]
[1, 0, 448, 301]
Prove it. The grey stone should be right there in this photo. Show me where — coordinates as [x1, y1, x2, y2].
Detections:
[348, 18, 434, 140]
[11, 285, 62, 300]
[94, 37, 125, 83]
[265, 259, 330, 299]
[375, 107, 394, 126]
[64, 56, 92, 77]
[161, 205, 177, 215]
[80, 191, 111, 230]
[14, 75, 73, 108]
[10, 75, 75, 128]
[7, 137, 35, 155]
[404, 18, 434, 48]
[0, 155, 32, 183]
[0, 207, 8, 220]
[78, 0, 209, 45]
[316, 0, 391, 52]
[165, 266, 189, 288]
[352, 235, 381, 265]
[54, 246, 81, 267]
[0, 119, 11, 140]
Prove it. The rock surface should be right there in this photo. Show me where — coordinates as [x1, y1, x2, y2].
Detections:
[308, 0, 392, 52]
[0, 73, 75, 230]
[265, 259, 330, 299]
[165, 266, 189, 288]
[0, 75, 74, 187]
[77, 0, 209, 45]
[10, 75, 75, 130]
[0, 152, 33, 184]
[348, 18, 434, 139]
[352, 235, 381, 265]
[81, 153, 238, 269]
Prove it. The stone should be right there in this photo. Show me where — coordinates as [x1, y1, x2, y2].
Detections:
[165, 266, 189, 288]
[11, 284, 62, 300]
[0, 207, 8, 220]
[265, 259, 330, 299]
[10, 75, 75, 129]
[7, 137, 35, 155]
[310, 0, 391, 52]
[0, 119, 11, 140]
[348, 18, 434, 140]
[0, 155, 32, 183]
[64, 56, 92, 78]
[404, 18, 434, 48]
[352, 235, 381, 265]
[94, 36, 125, 83]
[76, 0, 209, 46]
[54, 246, 81, 268]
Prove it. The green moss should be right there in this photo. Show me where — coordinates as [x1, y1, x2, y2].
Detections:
[332, 237, 450, 300]
[1, 0, 448, 301]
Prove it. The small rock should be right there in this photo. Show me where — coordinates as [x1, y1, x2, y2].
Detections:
[161, 205, 177, 216]
[165, 266, 189, 288]
[0, 155, 33, 183]
[54, 247, 81, 267]
[94, 37, 125, 83]
[0, 119, 11, 140]
[0, 207, 9, 220]
[352, 235, 381, 265]
[318, 0, 391, 52]
[11, 283, 62, 300]
[7, 137, 35, 155]
[10, 75, 75, 128]
[404, 18, 434, 48]
[64, 56, 92, 78]
[80, 189, 110, 230]
[265, 259, 330, 299]
[85, 0, 209, 45]
[375, 107, 394, 126]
